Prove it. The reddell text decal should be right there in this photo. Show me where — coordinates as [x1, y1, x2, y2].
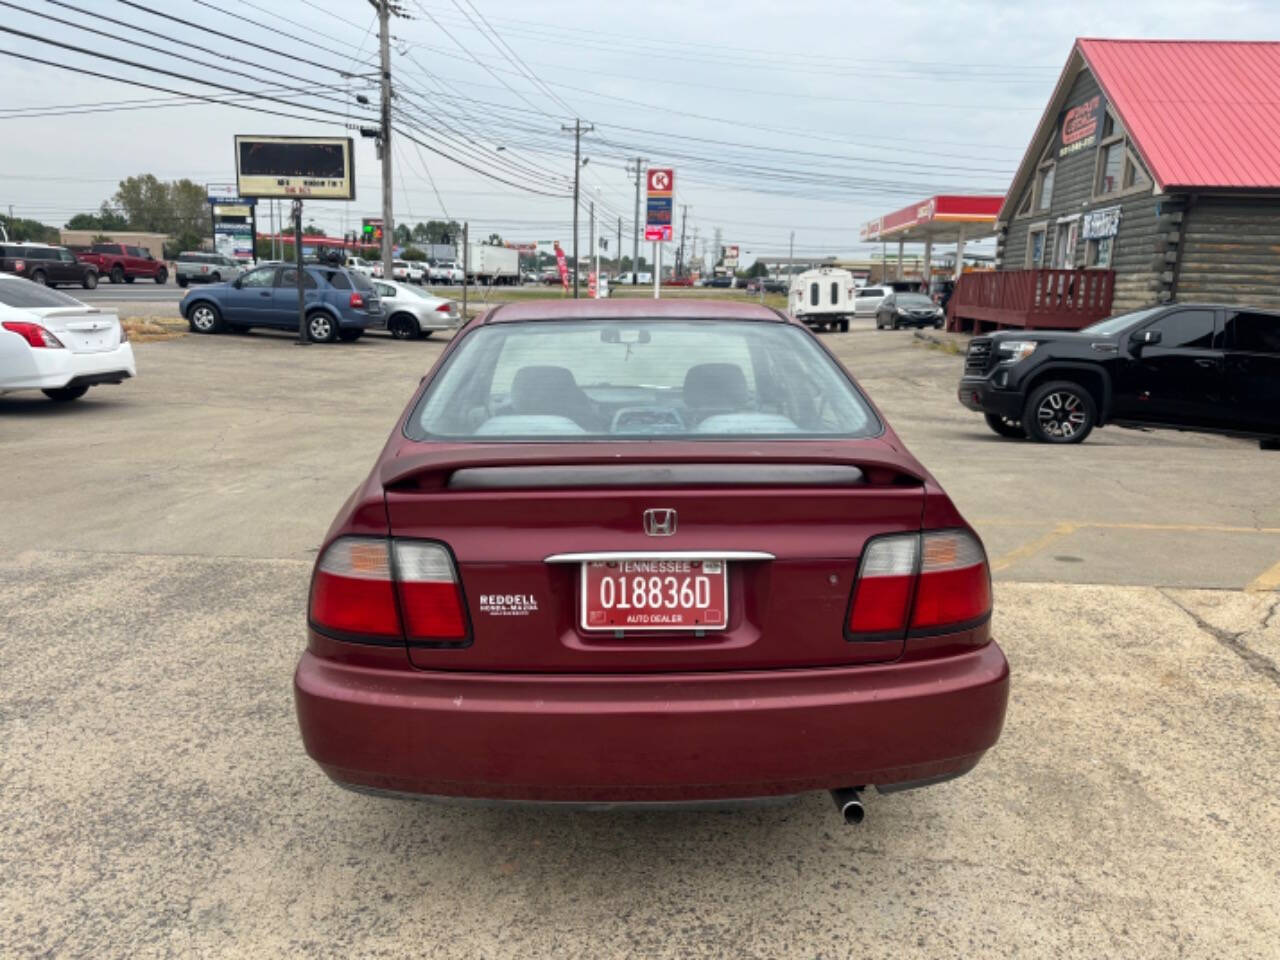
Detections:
[479, 594, 539, 617]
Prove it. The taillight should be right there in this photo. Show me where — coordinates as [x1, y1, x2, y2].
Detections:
[848, 530, 990, 638]
[309, 537, 400, 639]
[393, 541, 467, 641]
[308, 536, 467, 644]
[3, 321, 64, 348]
[435, 302, 452, 313]
[119, 318, 129, 342]
[349, 292, 366, 308]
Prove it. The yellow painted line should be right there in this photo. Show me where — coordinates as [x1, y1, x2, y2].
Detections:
[990, 522, 1077, 572]
[1245, 559, 1280, 593]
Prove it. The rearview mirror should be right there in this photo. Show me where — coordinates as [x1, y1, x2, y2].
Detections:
[1130, 329, 1161, 346]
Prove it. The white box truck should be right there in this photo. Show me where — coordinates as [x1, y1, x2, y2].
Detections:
[466, 244, 519, 285]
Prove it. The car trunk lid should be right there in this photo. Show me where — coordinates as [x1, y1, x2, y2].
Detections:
[31, 306, 121, 353]
[383, 440, 925, 673]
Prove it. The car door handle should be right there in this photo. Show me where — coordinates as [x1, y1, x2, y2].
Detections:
[1194, 358, 1219, 368]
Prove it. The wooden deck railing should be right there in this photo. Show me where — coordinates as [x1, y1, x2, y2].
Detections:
[947, 269, 1115, 332]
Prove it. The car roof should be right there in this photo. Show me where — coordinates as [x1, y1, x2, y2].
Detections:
[483, 299, 788, 324]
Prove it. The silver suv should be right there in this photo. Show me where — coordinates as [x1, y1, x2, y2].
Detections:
[175, 252, 247, 287]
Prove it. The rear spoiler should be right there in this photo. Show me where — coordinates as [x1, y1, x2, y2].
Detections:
[380, 441, 927, 491]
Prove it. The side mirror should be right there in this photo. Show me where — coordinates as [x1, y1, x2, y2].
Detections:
[1130, 329, 1161, 347]
[232, 277, 243, 289]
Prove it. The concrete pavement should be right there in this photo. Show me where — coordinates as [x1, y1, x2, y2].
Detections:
[1, 323, 1277, 958]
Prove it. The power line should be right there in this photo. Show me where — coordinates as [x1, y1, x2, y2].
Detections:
[451, 0, 577, 117]
[111, 0, 362, 77]
[392, 123, 569, 198]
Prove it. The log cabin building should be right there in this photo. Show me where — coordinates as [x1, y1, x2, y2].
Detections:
[950, 38, 1280, 331]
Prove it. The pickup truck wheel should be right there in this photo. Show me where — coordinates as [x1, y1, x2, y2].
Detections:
[110, 266, 125, 284]
[154, 267, 168, 284]
[307, 312, 337, 343]
[30, 269, 47, 285]
[388, 313, 420, 340]
[124, 275, 136, 284]
[177, 276, 189, 288]
[82, 271, 98, 289]
[984, 413, 1027, 439]
[188, 302, 223, 334]
[42, 385, 89, 402]
[1024, 380, 1096, 444]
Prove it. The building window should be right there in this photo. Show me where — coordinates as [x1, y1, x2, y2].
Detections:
[1054, 219, 1079, 269]
[1095, 109, 1152, 197]
[1036, 163, 1055, 210]
[1027, 224, 1048, 267]
[1086, 236, 1113, 268]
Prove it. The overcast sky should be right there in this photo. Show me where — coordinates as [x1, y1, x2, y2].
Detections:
[2, 0, 1275, 263]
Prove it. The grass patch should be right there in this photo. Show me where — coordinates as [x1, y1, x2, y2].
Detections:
[123, 315, 187, 342]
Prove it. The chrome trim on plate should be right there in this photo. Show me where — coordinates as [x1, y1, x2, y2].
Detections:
[544, 550, 775, 564]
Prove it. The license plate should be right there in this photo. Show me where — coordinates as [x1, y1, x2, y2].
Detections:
[581, 559, 727, 632]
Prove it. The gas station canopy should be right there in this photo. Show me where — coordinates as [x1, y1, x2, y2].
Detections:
[861, 195, 1004, 244]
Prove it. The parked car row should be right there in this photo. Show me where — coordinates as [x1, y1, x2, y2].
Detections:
[178, 264, 460, 342]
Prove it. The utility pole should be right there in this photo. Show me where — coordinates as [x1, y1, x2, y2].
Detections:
[626, 157, 647, 283]
[677, 204, 688, 279]
[588, 198, 595, 298]
[561, 119, 594, 298]
[616, 216, 622, 276]
[376, 0, 395, 281]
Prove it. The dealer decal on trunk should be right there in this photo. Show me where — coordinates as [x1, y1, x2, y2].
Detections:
[479, 594, 539, 617]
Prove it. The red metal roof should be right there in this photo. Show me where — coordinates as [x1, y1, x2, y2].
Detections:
[1078, 38, 1280, 190]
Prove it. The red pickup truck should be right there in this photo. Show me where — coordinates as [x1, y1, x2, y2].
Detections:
[76, 243, 169, 285]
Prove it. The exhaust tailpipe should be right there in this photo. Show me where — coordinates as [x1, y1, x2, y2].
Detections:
[831, 788, 865, 825]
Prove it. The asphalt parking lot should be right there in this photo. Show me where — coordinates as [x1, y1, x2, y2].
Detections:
[2, 320, 1277, 958]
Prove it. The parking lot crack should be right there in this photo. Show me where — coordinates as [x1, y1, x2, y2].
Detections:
[1158, 589, 1280, 688]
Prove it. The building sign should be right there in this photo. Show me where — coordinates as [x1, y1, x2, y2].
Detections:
[723, 244, 740, 268]
[234, 135, 355, 200]
[1057, 95, 1107, 158]
[1081, 205, 1122, 239]
[213, 222, 253, 260]
[645, 167, 674, 242]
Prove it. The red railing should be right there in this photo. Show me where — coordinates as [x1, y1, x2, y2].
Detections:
[947, 269, 1114, 332]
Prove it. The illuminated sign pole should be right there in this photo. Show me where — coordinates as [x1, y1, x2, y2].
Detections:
[645, 168, 674, 299]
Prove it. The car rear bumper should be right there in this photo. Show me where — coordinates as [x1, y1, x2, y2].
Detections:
[958, 375, 1024, 419]
[294, 641, 1009, 803]
[0, 342, 135, 392]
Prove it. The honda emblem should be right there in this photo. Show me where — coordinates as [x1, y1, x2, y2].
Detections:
[643, 508, 677, 537]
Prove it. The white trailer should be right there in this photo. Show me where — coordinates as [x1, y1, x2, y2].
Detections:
[466, 244, 520, 285]
[789, 266, 857, 332]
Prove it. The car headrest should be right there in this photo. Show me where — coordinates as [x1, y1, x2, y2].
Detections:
[682, 363, 749, 409]
[511, 365, 585, 407]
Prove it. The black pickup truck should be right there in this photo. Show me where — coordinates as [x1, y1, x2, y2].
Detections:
[958, 303, 1280, 446]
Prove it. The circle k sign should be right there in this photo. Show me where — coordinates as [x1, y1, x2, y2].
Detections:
[647, 168, 674, 195]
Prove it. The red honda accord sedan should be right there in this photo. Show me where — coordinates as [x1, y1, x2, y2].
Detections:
[294, 299, 1009, 822]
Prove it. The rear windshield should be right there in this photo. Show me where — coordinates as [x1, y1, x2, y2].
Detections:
[0, 280, 85, 309]
[408, 319, 879, 441]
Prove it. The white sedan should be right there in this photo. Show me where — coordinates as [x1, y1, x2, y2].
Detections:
[371, 280, 462, 339]
[0, 275, 135, 401]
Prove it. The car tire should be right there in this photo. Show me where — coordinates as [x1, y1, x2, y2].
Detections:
[30, 270, 47, 286]
[125, 275, 136, 284]
[154, 267, 167, 284]
[984, 413, 1028, 439]
[1260, 437, 1280, 451]
[110, 266, 125, 284]
[1024, 380, 1096, 444]
[42, 385, 89, 402]
[210, 272, 221, 283]
[80, 271, 98, 289]
[177, 276, 189, 288]
[840, 318, 850, 332]
[188, 302, 224, 334]
[338, 329, 363, 343]
[388, 313, 420, 340]
[307, 312, 337, 343]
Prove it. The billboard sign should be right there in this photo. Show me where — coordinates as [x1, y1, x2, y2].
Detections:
[234, 135, 355, 199]
[1056, 95, 1106, 158]
[645, 167, 674, 243]
[213, 222, 253, 260]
